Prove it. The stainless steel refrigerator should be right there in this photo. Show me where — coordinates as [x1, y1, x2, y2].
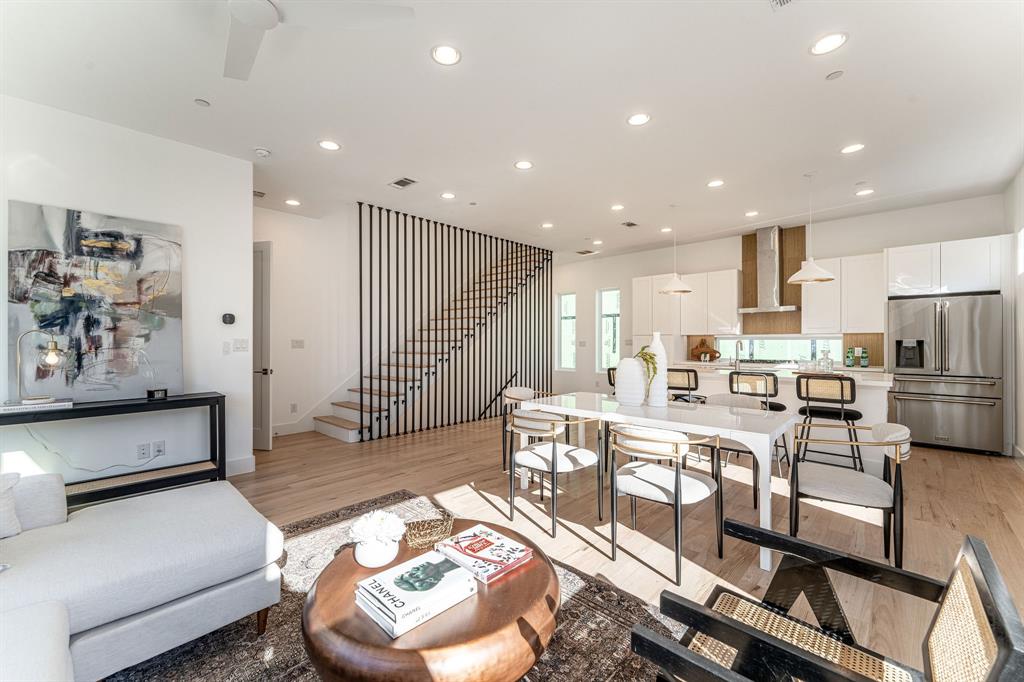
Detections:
[887, 293, 1003, 454]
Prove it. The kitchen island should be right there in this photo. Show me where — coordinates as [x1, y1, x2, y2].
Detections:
[670, 362, 894, 474]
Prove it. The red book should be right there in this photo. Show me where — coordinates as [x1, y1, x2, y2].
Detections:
[435, 524, 533, 584]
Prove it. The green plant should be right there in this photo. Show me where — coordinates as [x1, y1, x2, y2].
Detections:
[634, 345, 658, 394]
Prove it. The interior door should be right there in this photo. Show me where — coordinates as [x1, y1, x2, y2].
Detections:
[253, 242, 272, 451]
[942, 294, 1002, 378]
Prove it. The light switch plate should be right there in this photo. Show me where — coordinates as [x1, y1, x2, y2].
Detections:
[222, 341, 232, 355]
[578, 340, 587, 348]
[232, 338, 249, 352]
[290, 339, 305, 349]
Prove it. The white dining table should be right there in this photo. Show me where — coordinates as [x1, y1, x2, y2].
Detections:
[521, 391, 798, 571]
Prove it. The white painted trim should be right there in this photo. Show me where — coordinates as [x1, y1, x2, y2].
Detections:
[1014, 443, 1024, 459]
[272, 365, 362, 435]
[226, 456, 255, 476]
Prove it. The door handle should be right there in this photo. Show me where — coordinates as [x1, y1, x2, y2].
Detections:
[942, 301, 950, 372]
[893, 395, 996, 407]
[895, 376, 997, 386]
[933, 301, 941, 372]
[253, 369, 273, 375]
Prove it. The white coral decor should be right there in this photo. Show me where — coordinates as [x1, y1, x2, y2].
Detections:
[351, 510, 406, 544]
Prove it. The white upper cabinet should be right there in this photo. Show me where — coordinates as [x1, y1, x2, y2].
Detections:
[632, 276, 653, 336]
[706, 269, 741, 335]
[678, 272, 709, 336]
[939, 236, 1002, 294]
[650, 274, 681, 334]
[841, 253, 885, 333]
[800, 257, 843, 334]
[887, 243, 941, 296]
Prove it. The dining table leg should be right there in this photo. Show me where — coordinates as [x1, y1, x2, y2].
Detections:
[519, 433, 530, 489]
[577, 420, 586, 449]
[751, 435, 774, 571]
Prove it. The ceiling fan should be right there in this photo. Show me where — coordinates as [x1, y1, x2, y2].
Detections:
[223, 0, 414, 81]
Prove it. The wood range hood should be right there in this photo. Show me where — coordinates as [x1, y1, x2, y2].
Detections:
[740, 225, 805, 335]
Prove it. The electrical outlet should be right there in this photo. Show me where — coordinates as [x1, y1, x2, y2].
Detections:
[579, 340, 587, 348]
[290, 403, 298, 414]
[290, 339, 305, 349]
[152, 440, 166, 458]
[136, 443, 151, 460]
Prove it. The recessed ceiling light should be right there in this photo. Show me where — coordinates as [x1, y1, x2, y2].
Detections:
[254, 147, 271, 159]
[513, 160, 533, 170]
[611, 204, 624, 211]
[431, 45, 461, 66]
[660, 227, 672, 233]
[841, 143, 865, 154]
[318, 140, 341, 151]
[541, 222, 554, 229]
[855, 188, 874, 197]
[627, 113, 651, 126]
[745, 210, 759, 217]
[440, 192, 456, 199]
[810, 32, 847, 56]
[193, 98, 211, 107]
[707, 179, 725, 188]
[826, 70, 845, 81]
[285, 199, 301, 206]
[593, 240, 604, 245]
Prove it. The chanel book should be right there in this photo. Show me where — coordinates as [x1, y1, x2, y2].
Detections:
[355, 550, 477, 638]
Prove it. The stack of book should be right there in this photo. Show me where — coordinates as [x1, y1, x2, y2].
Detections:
[355, 550, 477, 638]
[435, 524, 533, 584]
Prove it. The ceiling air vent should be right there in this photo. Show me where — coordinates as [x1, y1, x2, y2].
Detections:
[252, 190, 266, 199]
[768, 0, 794, 10]
[620, 221, 637, 228]
[388, 177, 418, 189]
[576, 250, 596, 256]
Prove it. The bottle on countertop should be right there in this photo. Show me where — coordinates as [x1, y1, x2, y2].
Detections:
[860, 347, 869, 368]
[845, 347, 855, 367]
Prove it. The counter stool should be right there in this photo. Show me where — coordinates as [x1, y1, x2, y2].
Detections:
[668, 368, 706, 404]
[795, 374, 863, 471]
[792, 422, 912, 567]
[508, 411, 601, 537]
[729, 370, 790, 467]
[609, 424, 723, 585]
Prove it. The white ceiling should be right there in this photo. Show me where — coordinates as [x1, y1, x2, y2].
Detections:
[3, 1, 1023, 259]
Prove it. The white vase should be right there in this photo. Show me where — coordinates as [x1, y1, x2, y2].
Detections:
[647, 332, 668, 407]
[615, 357, 646, 406]
[354, 539, 400, 568]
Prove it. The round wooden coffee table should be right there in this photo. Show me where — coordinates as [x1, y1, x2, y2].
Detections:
[302, 519, 560, 682]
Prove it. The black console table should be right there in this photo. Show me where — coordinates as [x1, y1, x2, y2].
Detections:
[0, 392, 226, 506]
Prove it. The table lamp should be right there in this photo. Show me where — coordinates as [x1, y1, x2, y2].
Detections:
[16, 329, 67, 404]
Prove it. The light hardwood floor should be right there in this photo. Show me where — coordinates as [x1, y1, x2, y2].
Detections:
[231, 419, 1024, 670]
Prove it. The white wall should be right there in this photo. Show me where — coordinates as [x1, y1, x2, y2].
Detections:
[1, 96, 256, 476]
[553, 194, 1008, 394]
[253, 206, 360, 434]
[1005, 165, 1024, 458]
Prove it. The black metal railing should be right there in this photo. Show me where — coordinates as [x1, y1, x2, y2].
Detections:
[358, 202, 552, 440]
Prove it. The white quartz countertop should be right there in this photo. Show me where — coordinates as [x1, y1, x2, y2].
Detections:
[670, 362, 893, 388]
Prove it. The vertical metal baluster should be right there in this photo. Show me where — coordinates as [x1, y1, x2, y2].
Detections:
[377, 206, 383, 439]
[387, 209, 392, 437]
[358, 203, 364, 441]
[367, 205, 374, 440]
[433, 220, 439, 430]
[402, 213, 408, 435]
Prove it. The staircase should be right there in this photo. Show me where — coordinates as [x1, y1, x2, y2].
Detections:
[314, 242, 550, 443]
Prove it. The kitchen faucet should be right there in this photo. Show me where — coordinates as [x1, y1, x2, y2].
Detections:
[735, 339, 743, 371]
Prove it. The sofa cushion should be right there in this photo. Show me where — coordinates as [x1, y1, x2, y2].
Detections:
[0, 600, 74, 682]
[0, 481, 284, 634]
[12, 473, 67, 531]
[0, 473, 21, 539]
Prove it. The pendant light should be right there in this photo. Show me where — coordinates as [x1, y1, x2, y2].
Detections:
[788, 172, 835, 284]
[659, 228, 692, 294]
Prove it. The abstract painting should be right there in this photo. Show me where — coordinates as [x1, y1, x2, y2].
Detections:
[7, 200, 183, 401]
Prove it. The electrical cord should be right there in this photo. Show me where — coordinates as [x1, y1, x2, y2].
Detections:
[24, 425, 163, 473]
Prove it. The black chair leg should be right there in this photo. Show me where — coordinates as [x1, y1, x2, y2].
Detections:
[610, 459, 618, 561]
[883, 510, 892, 560]
[540, 472, 544, 501]
[630, 496, 638, 530]
[501, 412, 508, 471]
[714, 448, 724, 559]
[789, 466, 800, 538]
[596, 456, 604, 522]
[752, 457, 759, 509]
[847, 421, 863, 471]
[551, 473, 558, 538]
[508, 449, 516, 521]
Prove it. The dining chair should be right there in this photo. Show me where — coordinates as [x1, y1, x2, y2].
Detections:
[507, 410, 601, 537]
[728, 370, 791, 466]
[703, 392, 786, 509]
[632, 519, 1024, 682]
[501, 386, 567, 471]
[609, 424, 722, 586]
[792, 421, 912, 567]
[667, 368, 706, 404]
[795, 374, 863, 471]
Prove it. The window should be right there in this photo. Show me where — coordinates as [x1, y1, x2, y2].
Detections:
[715, 336, 844, 365]
[597, 288, 621, 370]
[558, 293, 576, 370]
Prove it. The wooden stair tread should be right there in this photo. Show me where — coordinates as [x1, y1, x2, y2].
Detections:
[365, 375, 418, 382]
[348, 387, 400, 397]
[332, 400, 386, 412]
[382, 363, 431, 368]
[314, 415, 364, 430]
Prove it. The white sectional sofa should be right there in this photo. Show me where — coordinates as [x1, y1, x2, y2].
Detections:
[0, 475, 284, 681]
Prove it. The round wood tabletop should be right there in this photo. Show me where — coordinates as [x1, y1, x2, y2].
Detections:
[302, 519, 560, 682]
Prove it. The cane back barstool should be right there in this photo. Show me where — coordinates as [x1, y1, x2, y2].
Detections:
[507, 411, 601, 537]
[631, 519, 1024, 682]
[667, 368, 706, 404]
[607, 367, 616, 393]
[792, 422, 912, 567]
[795, 373, 864, 471]
[609, 424, 723, 585]
[501, 386, 567, 471]
[729, 370, 791, 466]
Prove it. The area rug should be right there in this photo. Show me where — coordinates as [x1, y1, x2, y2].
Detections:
[108, 490, 685, 681]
